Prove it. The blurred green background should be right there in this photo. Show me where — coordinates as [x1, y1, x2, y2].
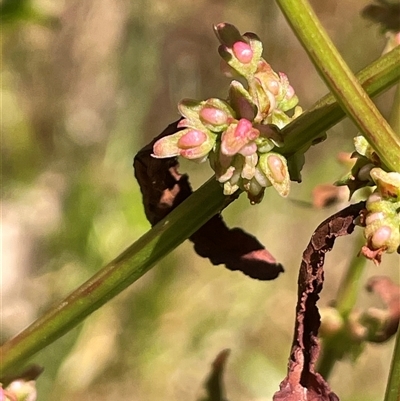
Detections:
[1, 0, 399, 400]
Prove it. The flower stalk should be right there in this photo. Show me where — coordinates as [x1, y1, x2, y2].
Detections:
[276, 0, 400, 172]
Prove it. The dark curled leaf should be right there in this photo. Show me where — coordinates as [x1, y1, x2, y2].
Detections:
[133, 121, 284, 280]
[191, 217, 284, 280]
[274, 202, 365, 401]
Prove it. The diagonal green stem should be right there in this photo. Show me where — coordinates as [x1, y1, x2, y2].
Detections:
[0, 48, 399, 377]
[0, 178, 234, 376]
[280, 46, 400, 155]
[276, 0, 400, 172]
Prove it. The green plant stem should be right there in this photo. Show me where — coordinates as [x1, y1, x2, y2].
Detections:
[316, 342, 337, 381]
[279, 46, 400, 155]
[384, 326, 400, 401]
[0, 48, 399, 376]
[390, 84, 400, 134]
[0, 178, 234, 375]
[334, 236, 367, 320]
[276, 0, 400, 172]
[317, 236, 367, 378]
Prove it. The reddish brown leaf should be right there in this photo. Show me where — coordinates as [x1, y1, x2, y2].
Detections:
[273, 202, 365, 401]
[134, 121, 284, 280]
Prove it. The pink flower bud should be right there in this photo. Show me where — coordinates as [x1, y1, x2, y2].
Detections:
[267, 154, 286, 183]
[177, 130, 207, 149]
[221, 119, 259, 156]
[371, 226, 392, 249]
[199, 107, 228, 126]
[236, 118, 255, 139]
[232, 41, 253, 64]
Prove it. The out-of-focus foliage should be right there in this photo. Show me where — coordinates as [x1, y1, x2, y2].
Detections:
[1, 0, 398, 400]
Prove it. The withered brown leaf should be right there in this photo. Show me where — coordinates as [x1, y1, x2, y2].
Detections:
[133, 120, 284, 280]
[273, 202, 365, 401]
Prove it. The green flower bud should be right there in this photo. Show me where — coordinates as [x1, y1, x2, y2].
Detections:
[259, 152, 290, 197]
[213, 23, 263, 79]
[370, 168, 400, 198]
[319, 307, 344, 337]
[153, 128, 216, 160]
[199, 98, 235, 132]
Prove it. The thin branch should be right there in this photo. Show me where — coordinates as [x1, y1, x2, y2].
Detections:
[384, 326, 400, 401]
[276, 0, 400, 171]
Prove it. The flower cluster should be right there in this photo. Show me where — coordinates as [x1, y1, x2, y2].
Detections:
[360, 168, 400, 264]
[336, 135, 400, 263]
[152, 23, 301, 203]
